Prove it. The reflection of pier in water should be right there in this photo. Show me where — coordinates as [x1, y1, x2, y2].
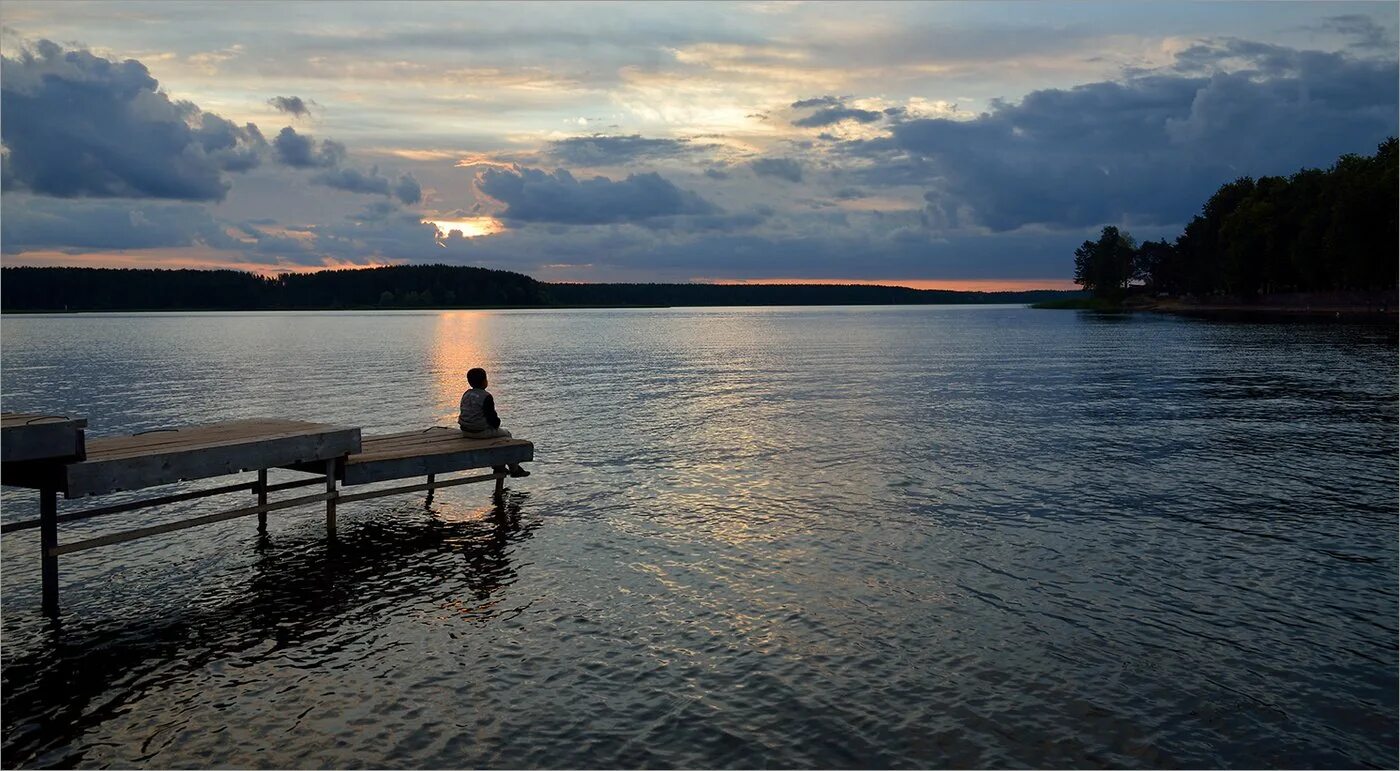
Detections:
[0, 491, 539, 769]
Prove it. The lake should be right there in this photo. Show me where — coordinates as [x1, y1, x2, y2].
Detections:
[1, 306, 1395, 769]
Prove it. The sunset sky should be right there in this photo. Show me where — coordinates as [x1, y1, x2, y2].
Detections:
[2, 1, 1396, 288]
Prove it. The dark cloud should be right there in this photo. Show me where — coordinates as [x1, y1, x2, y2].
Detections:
[792, 106, 883, 128]
[476, 166, 718, 224]
[834, 187, 866, 200]
[312, 165, 391, 196]
[791, 96, 843, 108]
[348, 200, 400, 222]
[703, 167, 730, 180]
[1316, 14, 1396, 51]
[394, 173, 422, 205]
[0, 39, 264, 201]
[547, 134, 700, 166]
[311, 165, 421, 205]
[749, 157, 803, 183]
[851, 42, 1397, 231]
[195, 114, 266, 172]
[273, 126, 345, 168]
[1, 195, 237, 252]
[268, 95, 313, 117]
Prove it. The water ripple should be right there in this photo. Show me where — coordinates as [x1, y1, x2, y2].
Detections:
[1, 307, 1395, 769]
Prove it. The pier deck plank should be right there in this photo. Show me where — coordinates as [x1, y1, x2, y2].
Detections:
[5, 418, 361, 498]
[1, 413, 87, 464]
[287, 427, 533, 485]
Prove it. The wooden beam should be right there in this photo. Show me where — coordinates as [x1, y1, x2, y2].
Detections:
[345, 444, 531, 485]
[335, 471, 502, 505]
[0, 480, 258, 534]
[282, 428, 530, 485]
[50, 491, 335, 556]
[62, 420, 360, 498]
[2, 414, 86, 464]
[263, 476, 324, 493]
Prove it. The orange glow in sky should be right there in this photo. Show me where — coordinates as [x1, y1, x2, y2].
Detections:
[704, 277, 1080, 292]
[425, 217, 506, 239]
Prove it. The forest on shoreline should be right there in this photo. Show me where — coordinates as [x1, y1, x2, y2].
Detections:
[0, 265, 1076, 312]
[1071, 138, 1397, 301]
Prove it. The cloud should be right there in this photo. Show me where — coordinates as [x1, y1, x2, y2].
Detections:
[1, 195, 237, 252]
[851, 41, 1398, 231]
[312, 165, 391, 196]
[195, 114, 266, 172]
[749, 157, 803, 183]
[548, 134, 702, 166]
[268, 95, 313, 117]
[791, 96, 843, 108]
[394, 173, 422, 204]
[704, 167, 730, 179]
[789, 95, 884, 128]
[792, 106, 883, 128]
[1316, 14, 1396, 51]
[475, 166, 718, 223]
[273, 126, 345, 168]
[0, 39, 264, 201]
[309, 164, 421, 205]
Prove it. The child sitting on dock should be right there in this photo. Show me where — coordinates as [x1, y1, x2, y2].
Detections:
[459, 367, 530, 478]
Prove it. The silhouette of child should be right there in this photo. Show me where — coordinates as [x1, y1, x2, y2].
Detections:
[458, 367, 529, 477]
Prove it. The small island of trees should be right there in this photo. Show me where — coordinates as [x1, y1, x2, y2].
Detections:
[1064, 137, 1397, 311]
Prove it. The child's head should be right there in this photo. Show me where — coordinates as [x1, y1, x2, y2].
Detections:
[467, 367, 488, 388]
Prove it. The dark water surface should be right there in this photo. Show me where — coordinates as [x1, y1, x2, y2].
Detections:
[1, 306, 1395, 769]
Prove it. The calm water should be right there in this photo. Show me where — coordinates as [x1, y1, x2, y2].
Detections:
[1, 306, 1395, 769]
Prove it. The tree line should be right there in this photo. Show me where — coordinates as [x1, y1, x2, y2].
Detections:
[1, 265, 1078, 311]
[0, 265, 549, 311]
[1075, 137, 1398, 298]
[543, 282, 1070, 307]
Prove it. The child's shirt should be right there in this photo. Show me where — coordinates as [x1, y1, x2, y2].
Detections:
[458, 387, 501, 432]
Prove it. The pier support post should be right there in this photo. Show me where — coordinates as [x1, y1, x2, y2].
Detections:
[256, 469, 268, 531]
[425, 473, 435, 506]
[324, 459, 337, 538]
[40, 488, 59, 617]
[494, 472, 504, 496]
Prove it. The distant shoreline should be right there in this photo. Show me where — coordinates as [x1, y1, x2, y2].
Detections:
[0, 301, 1049, 315]
[0, 265, 1083, 313]
[0, 304, 675, 314]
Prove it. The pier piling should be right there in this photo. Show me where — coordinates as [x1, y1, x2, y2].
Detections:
[256, 469, 268, 531]
[325, 459, 337, 537]
[40, 488, 58, 617]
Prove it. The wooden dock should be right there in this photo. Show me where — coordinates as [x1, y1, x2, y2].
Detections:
[4, 418, 360, 497]
[1, 413, 86, 464]
[1, 415, 534, 615]
[290, 427, 532, 484]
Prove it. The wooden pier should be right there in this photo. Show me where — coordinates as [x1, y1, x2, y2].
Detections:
[1, 413, 86, 463]
[0, 413, 534, 615]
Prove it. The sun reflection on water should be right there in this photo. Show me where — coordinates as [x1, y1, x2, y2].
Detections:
[431, 311, 490, 424]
